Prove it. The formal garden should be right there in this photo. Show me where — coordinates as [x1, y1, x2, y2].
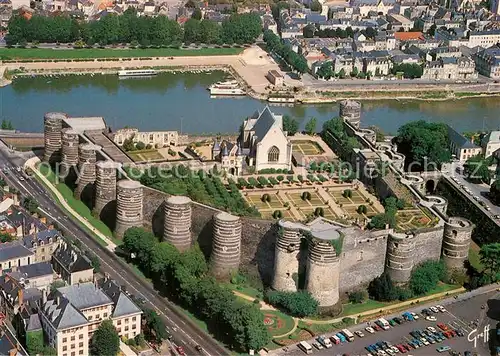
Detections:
[291, 140, 325, 156]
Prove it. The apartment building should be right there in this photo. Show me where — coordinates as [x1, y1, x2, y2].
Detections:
[473, 46, 500, 79]
[52, 242, 93, 285]
[0, 241, 34, 271]
[468, 29, 500, 48]
[22, 229, 61, 263]
[447, 125, 481, 162]
[481, 131, 500, 158]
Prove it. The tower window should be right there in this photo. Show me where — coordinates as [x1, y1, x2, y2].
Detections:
[268, 146, 280, 162]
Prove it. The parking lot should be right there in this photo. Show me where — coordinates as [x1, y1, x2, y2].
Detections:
[273, 289, 500, 356]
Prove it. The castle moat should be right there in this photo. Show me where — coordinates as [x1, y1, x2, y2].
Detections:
[2, 71, 500, 135]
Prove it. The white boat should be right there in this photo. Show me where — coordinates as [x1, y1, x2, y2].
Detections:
[268, 96, 295, 103]
[209, 80, 246, 96]
[118, 69, 157, 77]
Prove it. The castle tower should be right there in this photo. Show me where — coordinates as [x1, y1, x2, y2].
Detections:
[115, 180, 143, 238]
[43, 112, 66, 163]
[94, 160, 120, 216]
[210, 212, 242, 279]
[339, 100, 361, 129]
[442, 217, 473, 270]
[426, 195, 448, 215]
[163, 196, 192, 252]
[60, 128, 79, 177]
[385, 233, 416, 283]
[304, 238, 340, 309]
[271, 220, 302, 292]
[74, 143, 100, 200]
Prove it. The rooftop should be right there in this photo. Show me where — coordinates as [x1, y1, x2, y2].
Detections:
[57, 282, 113, 310]
[63, 117, 107, 133]
[0, 242, 33, 262]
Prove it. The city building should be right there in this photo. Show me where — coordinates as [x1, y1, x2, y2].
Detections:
[0, 242, 34, 271]
[112, 128, 180, 147]
[421, 57, 478, 80]
[387, 13, 414, 32]
[240, 107, 292, 172]
[51, 242, 93, 285]
[447, 125, 481, 162]
[22, 229, 61, 263]
[473, 46, 500, 79]
[9, 262, 55, 291]
[0, 274, 41, 317]
[212, 140, 244, 176]
[468, 29, 500, 48]
[481, 131, 500, 158]
[266, 70, 284, 86]
[362, 50, 392, 75]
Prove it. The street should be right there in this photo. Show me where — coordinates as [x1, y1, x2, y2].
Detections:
[0, 144, 228, 356]
[273, 286, 500, 356]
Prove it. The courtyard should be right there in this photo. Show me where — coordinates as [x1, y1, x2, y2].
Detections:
[395, 206, 437, 231]
[290, 135, 337, 168]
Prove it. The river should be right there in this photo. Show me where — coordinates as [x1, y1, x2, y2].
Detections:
[1, 71, 500, 135]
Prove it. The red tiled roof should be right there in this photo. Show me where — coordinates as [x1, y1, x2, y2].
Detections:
[394, 31, 424, 41]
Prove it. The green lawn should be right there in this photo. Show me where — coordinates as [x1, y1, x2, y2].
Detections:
[263, 310, 295, 337]
[341, 299, 388, 317]
[0, 47, 244, 60]
[37, 164, 115, 242]
[468, 243, 483, 272]
[223, 283, 263, 300]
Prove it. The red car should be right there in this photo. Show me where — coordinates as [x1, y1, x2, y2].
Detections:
[397, 344, 407, 353]
[176, 346, 186, 356]
[373, 324, 382, 331]
[437, 323, 449, 331]
[403, 344, 412, 352]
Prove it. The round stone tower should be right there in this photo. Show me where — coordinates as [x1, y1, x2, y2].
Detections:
[163, 196, 192, 252]
[339, 100, 361, 129]
[60, 128, 79, 178]
[442, 217, 473, 270]
[43, 112, 66, 163]
[385, 233, 416, 283]
[426, 195, 448, 215]
[304, 238, 340, 309]
[210, 212, 242, 279]
[271, 220, 302, 292]
[115, 180, 143, 238]
[74, 143, 100, 200]
[94, 160, 120, 216]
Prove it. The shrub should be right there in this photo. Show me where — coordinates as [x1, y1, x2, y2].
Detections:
[261, 193, 271, 202]
[277, 175, 284, 182]
[314, 207, 324, 217]
[265, 290, 318, 317]
[168, 148, 176, 156]
[273, 210, 283, 219]
[257, 176, 269, 186]
[136, 141, 146, 150]
[301, 191, 311, 201]
[298, 175, 304, 183]
[269, 177, 278, 185]
[343, 189, 352, 198]
[348, 291, 366, 304]
[286, 175, 294, 182]
[357, 205, 368, 214]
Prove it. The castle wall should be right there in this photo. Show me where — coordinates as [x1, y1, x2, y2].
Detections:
[271, 221, 301, 292]
[339, 227, 388, 292]
[413, 226, 444, 267]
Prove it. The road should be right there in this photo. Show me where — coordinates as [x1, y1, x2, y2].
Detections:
[272, 284, 500, 356]
[0, 145, 228, 356]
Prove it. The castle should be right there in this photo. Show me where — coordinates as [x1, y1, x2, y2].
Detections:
[41, 103, 473, 314]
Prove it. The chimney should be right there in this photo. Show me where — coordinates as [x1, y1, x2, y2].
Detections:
[56, 295, 60, 306]
[17, 288, 23, 306]
[42, 288, 47, 305]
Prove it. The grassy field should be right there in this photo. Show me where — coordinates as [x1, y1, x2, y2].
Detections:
[468, 242, 483, 272]
[128, 149, 165, 162]
[263, 310, 295, 337]
[0, 47, 244, 60]
[341, 299, 388, 316]
[38, 164, 115, 240]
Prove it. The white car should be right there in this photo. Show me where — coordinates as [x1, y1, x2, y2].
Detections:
[430, 306, 439, 313]
[312, 342, 323, 350]
[411, 312, 419, 320]
[420, 337, 430, 346]
[355, 330, 365, 337]
[379, 351, 388, 356]
[366, 326, 375, 334]
[436, 305, 446, 312]
[386, 348, 395, 354]
[426, 316, 437, 321]
[427, 326, 437, 333]
[391, 346, 400, 353]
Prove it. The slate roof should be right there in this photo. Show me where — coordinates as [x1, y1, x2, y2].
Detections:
[249, 107, 283, 144]
[447, 125, 479, 149]
[43, 297, 89, 330]
[22, 229, 59, 249]
[18, 262, 53, 279]
[57, 282, 113, 310]
[52, 242, 93, 273]
[0, 324, 28, 356]
[27, 314, 42, 331]
[481, 131, 500, 145]
[0, 242, 33, 262]
[97, 278, 142, 318]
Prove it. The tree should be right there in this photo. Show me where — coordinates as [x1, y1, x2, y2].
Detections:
[22, 197, 38, 214]
[338, 68, 346, 79]
[283, 115, 299, 136]
[1, 120, 13, 130]
[464, 154, 492, 184]
[368, 273, 399, 302]
[183, 18, 201, 43]
[191, 7, 202, 20]
[122, 138, 135, 151]
[222, 13, 262, 44]
[135, 141, 146, 150]
[409, 261, 445, 295]
[395, 121, 452, 170]
[350, 67, 359, 78]
[427, 24, 437, 36]
[391, 63, 423, 79]
[490, 179, 500, 205]
[26, 330, 44, 356]
[0, 232, 13, 243]
[364, 26, 377, 39]
[480, 243, 500, 283]
[144, 309, 168, 343]
[90, 320, 120, 356]
[368, 125, 385, 142]
[305, 117, 318, 135]
[303, 24, 315, 38]
[310, 0, 322, 11]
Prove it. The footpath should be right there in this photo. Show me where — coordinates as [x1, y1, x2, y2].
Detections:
[25, 157, 117, 251]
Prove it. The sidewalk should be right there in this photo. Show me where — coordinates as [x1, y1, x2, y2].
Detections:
[25, 157, 117, 251]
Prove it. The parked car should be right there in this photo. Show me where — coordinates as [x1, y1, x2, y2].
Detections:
[437, 323, 449, 331]
[426, 316, 437, 321]
[436, 305, 446, 312]
[430, 306, 439, 313]
[366, 326, 375, 334]
[313, 342, 323, 350]
[355, 331, 365, 337]
[427, 326, 437, 333]
[437, 346, 451, 353]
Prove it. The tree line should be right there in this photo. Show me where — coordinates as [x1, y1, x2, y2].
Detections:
[263, 29, 308, 76]
[6, 9, 262, 46]
[122, 227, 271, 351]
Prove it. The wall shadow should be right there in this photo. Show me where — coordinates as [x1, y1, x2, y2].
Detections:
[196, 218, 214, 261]
[99, 200, 117, 231]
[252, 224, 277, 287]
[151, 202, 165, 238]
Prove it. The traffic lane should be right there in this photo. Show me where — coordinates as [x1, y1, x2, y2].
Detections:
[0, 162, 224, 355]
